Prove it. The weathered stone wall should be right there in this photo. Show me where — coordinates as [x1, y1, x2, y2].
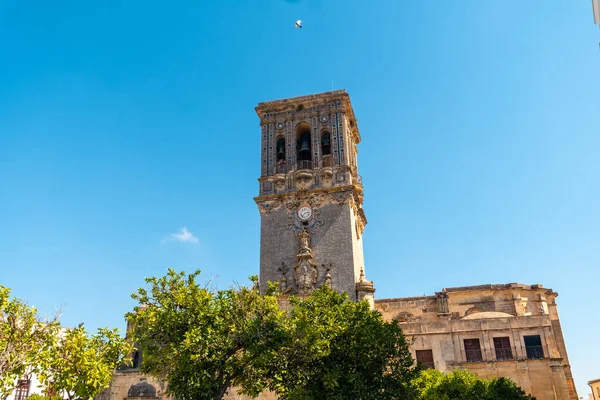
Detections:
[259, 201, 362, 300]
[97, 371, 167, 400]
[375, 285, 578, 400]
[375, 296, 439, 322]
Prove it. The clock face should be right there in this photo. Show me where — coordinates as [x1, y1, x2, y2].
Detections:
[276, 122, 285, 129]
[320, 116, 329, 123]
[297, 206, 312, 221]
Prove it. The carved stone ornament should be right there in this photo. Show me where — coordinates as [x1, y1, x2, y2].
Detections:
[435, 291, 450, 315]
[293, 170, 313, 190]
[324, 264, 332, 287]
[287, 205, 323, 234]
[257, 199, 281, 216]
[293, 231, 318, 294]
[278, 263, 290, 293]
[355, 266, 375, 293]
[274, 174, 287, 192]
[256, 187, 365, 230]
[319, 168, 334, 188]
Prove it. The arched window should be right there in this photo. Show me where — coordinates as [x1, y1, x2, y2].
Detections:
[276, 137, 286, 173]
[321, 131, 331, 155]
[276, 137, 286, 161]
[320, 130, 332, 167]
[296, 123, 312, 168]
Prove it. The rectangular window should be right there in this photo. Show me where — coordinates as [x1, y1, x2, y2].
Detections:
[14, 380, 29, 400]
[524, 335, 544, 359]
[493, 337, 513, 360]
[464, 338, 483, 362]
[415, 349, 435, 369]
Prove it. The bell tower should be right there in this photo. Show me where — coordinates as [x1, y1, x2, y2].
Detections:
[254, 90, 374, 303]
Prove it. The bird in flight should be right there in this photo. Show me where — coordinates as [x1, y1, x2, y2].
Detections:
[295, 20, 302, 28]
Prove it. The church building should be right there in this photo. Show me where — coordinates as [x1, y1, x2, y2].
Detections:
[100, 90, 578, 400]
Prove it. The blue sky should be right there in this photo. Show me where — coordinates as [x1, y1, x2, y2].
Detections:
[1, 0, 598, 395]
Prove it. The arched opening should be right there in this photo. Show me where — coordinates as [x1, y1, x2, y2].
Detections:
[296, 122, 312, 169]
[394, 312, 412, 323]
[132, 350, 141, 368]
[276, 136, 286, 173]
[321, 130, 332, 167]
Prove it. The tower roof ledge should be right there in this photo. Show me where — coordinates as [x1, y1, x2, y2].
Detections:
[256, 90, 349, 112]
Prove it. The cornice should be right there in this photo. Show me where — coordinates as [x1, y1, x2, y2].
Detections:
[255, 90, 361, 143]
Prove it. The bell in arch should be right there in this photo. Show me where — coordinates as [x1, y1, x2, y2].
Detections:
[298, 133, 311, 159]
[321, 132, 331, 156]
[299, 140, 311, 154]
[276, 138, 286, 160]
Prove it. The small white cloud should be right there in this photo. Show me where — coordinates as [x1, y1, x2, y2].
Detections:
[163, 227, 199, 244]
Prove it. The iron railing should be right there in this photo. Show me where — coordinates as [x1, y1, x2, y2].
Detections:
[296, 160, 313, 170]
[494, 347, 514, 361]
[525, 346, 544, 360]
[465, 349, 483, 362]
[460, 346, 546, 363]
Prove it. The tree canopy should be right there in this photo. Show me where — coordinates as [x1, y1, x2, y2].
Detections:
[412, 369, 536, 400]
[0, 286, 59, 400]
[37, 325, 133, 400]
[128, 269, 536, 400]
[128, 270, 420, 400]
[0, 286, 131, 400]
[266, 287, 419, 400]
[127, 269, 286, 400]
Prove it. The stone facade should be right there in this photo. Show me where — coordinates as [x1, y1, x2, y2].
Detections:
[254, 91, 373, 303]
[97, 370, 167, 400]
[376, 284, 578, 400]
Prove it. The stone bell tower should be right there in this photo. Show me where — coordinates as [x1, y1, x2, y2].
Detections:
[254, 90, 374, 303]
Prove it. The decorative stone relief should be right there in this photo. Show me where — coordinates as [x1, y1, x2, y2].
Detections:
[323, 262, 333, 288]
[274, 174, 287, 192]
[293, 231, 318, 294]
[436, 291, 450, 315]
[319, 168, 333, 188]
[278, 263, 290, 293]
[256, 199, 282, 216]
[293, 170, 314, 190]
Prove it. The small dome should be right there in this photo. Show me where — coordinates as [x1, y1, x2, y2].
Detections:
[461, 311, 515, 320]
[128, 381, 157, 398]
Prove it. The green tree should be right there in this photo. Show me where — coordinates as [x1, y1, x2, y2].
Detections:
[266, 286, 419, 400]
[0, 286, 59, 400]
[37, 325, 133, 400]
[127, 269, 286, 400]
[412, 369, 535, 400]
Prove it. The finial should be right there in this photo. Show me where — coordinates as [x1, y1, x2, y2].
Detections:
[359, 266, 365, 282]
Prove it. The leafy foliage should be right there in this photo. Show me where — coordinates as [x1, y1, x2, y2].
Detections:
[127, 269, 286, 400]
[265, 286, 419, 400]
[129, 271, 421, 400]
[37, 325, 133, 400]
[412, 369, 536, 400]
[0, 286, 59, 400]
[26, 394, 63, 400]
[128, 270, 535, 400]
